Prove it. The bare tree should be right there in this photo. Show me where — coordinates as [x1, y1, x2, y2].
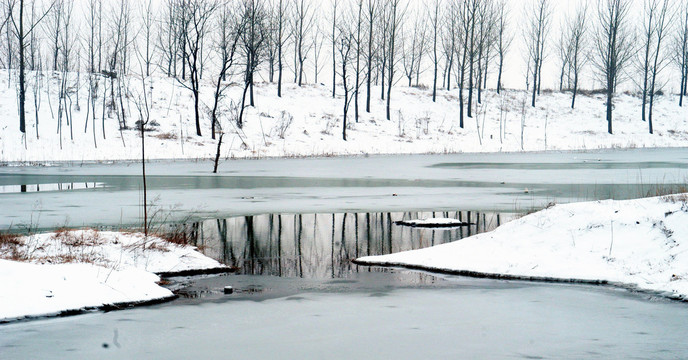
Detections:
[275, 0, 289, 96]
[84, 0, 101, 144]
[593, 0, 633, 134]
[674, 0, 688, 107]
[330, 0, 338, 98]
[555, 25, 572, 92]
[353, 0, 363, 122]
[466, 0, 478, 117]
[475, 0, 496, 104]
[313, 22, 325, 83]
[44, 0, 62, 72]
[638, 0, 673, 127]
[336, 19, 355, 141]
[647, 0, 673, 134]
[139, 0, 156, 77]
[211, 1, 243, 140]
[457, 0, 470, 127]
[209, 2, 243, 172]
[127, 51, 153, 235]
[639, 0, 657, 122]
[385, 0, 404, 121]
[378, 0, 388, 100]
[401, 11, 426, 88]
[400, 17, 413, 87]
[238, 0, 267, 128]
[158, 0, 180, 77]
[292, 0, 314, 87]
[524, 0, 552, 108]
[177, 0, 217, 136]
[10, 0, 52, 136]
[364, 0, 375, 112]
[495, 0, 512, 94]
[439, 9, 453, 91]
[428, 0, 441, 101]
[567, 3, 587, 109]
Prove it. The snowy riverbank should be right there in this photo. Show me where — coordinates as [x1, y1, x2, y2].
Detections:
[355, 194, 688, 301]
[0, 230, 226, 322]
[2, 71, 688, 163]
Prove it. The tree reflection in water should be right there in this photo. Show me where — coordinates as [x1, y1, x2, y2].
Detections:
[178, 211, 517, 279]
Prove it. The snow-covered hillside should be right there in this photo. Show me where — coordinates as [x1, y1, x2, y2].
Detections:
[1, 70, 687, 163]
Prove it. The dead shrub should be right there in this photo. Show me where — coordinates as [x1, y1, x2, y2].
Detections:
[0, 232, 22, 247]
[154, 132, 177, 140]
[52, 228, 103, 247]
[155, 225, 193, 247]
[662, 192, 688, 204]
[0, 232, 26, 261]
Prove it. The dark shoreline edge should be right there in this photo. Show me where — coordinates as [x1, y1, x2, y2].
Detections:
[156, 266, 237, 278]
[352, 259, 688, 303]
[0, 294, 179, 325]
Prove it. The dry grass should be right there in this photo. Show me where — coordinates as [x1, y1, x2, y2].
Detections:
[32, 253, 101, 265]
[662, 193, 688, 205]
[153, 132, 177, 140]
[52, 228, 103, 247]
[0, 232, 21, 247]
[649, 184, 688, 198]
[155, 227, 193, 247]
[0, 232, 25, 261]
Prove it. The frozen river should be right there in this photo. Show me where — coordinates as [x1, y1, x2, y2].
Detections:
[1, 148, 688, 230]
[2, 148, 688, 358]
[2, 272, 688, 359]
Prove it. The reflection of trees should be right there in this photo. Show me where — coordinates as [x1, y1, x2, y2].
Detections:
[180, 211, 515, 279]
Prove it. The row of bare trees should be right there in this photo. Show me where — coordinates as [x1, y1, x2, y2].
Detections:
[3, 0, 688, 144]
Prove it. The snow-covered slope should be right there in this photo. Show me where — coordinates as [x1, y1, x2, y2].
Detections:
[0, 230, 226, 322]
[355, 194, 688, 301]
[1, 70, 687, 163]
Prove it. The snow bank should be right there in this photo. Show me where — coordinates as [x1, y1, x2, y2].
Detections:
[356, 195, 688, 301]
[0, 230, 227, 322]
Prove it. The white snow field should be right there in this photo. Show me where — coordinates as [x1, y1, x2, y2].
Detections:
[0, 230, 226, 322]
[1, 70, 687, 163]
[356, 194, 688, 301]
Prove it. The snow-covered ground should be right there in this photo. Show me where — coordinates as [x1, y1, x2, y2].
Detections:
[1, 70, 687, 163]
[356, 194, 688, 301]
[0, 230, 226, 322]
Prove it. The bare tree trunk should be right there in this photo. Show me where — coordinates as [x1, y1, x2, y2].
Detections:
[365, 0, 374, 112]
[386, 0, 402, 121]
[331, 0, 338, 98]
[19, 0, 26, 134]
[467, 2, 476, 118]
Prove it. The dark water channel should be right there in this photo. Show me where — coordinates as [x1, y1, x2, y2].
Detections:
[177, 211, 514, 282]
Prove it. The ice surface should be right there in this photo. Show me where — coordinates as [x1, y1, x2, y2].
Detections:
[1, 273, 687, 359]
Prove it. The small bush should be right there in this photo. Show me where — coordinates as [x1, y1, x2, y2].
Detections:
[154, 132, 177, 140]
[156, 225, 193, 247]
[275, 111, 294, 139]
[0, 232, 21, 247]
[52, 228, 103, 247]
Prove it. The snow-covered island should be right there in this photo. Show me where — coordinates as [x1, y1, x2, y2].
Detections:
[394, 218, 471, 228]
[355, 194, 688, 301]
[0, 230, 228, 323]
